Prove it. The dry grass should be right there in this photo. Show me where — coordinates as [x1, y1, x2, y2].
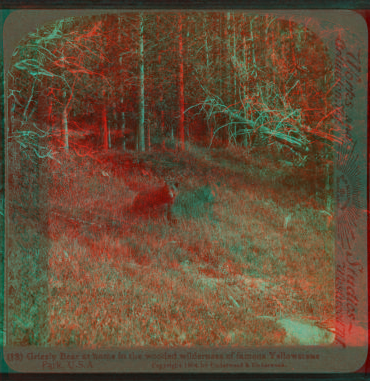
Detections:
[7, 143, 335, 347]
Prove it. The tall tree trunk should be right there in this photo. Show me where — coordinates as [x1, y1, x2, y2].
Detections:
[121, 111, 126, 150]
[138, 13, 145, 152]
[156, 15, 165, 150]
[226, 12, 231, 143]
[204, 17, 213, 144]
[108, 122, 111, 149]
[61, 77, 77, 152]
[243, 30, 249, 148]
[147, 116, 151, 151]
[226, 12, 236, 145]
[118, 16, 126, 152]
[233, 14, 238, 144]
[102, 104, 108, 150]
[62, 108, 69, 151]
[178, 14, 185, 150]
[271, 17, 276, 91]
[324, 75, 332, 211]
[222, 13, 229, 145]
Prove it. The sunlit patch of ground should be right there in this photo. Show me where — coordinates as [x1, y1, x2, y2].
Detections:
[276, 319, 334, 345]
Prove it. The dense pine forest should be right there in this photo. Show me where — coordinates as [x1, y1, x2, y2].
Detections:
[6, 12, 336, 347]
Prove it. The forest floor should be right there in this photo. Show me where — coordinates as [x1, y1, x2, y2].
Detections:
[7, 141, 335, 347]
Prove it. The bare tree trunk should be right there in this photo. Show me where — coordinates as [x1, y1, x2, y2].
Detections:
[147, 112, 151, 151]
[222, 13, 229, 145]
[226, 12, 232, 144]
[121, 111, 126, 150]
[156, 15, 166, 150]
[243, 16, 250, 148]
[62, 108, 69, 151]
[62, 77, 77, 152]
[324, 75, 332, 211]
[204, 17, 213, 145]
[108, 122, 111, 149]
[231, 14, 237, 143]
[178, 14, 185, 150]
[135, 126, 138, 151]
[102, 104, 108, 150]
[62, 78, 77, 152]
[138, 13, 145, 152]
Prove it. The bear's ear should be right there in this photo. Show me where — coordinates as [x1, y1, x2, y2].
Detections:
[174, 182, 180, 190]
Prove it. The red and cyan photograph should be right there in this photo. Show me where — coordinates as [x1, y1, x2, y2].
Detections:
[3, 9, 367, 373]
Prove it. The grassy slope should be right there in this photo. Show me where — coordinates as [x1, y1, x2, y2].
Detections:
[9, 143, 335, 347]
